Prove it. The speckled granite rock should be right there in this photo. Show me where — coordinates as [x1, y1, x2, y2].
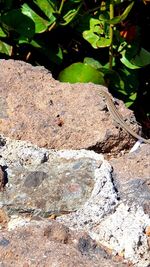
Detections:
[0, 59, 141, 154]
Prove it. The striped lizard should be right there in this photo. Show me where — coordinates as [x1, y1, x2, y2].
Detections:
[98, 88, 150, 144]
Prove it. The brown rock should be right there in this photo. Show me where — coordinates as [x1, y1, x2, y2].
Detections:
[44, 221, 70, 244]
[0, 59, 140, 154]
[0, 217, 131, 267]
[145, 225, 150, 236]
[0, 208, 9, 228]
[110, 144, 150, 182]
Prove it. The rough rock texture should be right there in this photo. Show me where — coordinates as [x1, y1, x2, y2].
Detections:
[91, 204, 150, 267]
[0, 135, 118, 221]
[0, 136, 150, 267]
[0, 215, 130, 267]
[0, 59, 141, 154]
[0, 136, 105, 214]
[110, 144, 150, 212]
[0, 59, 149, 267]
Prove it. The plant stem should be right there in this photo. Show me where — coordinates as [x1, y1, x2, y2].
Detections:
[58, 0, 65, 14]
[109, 2, 114, 70]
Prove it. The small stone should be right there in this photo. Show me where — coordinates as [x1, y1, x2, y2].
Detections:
[145, 225, 150, 236]
[0, 209, 9, 227]
[44, 222, 70, 244]
[0, 237, 10, 247]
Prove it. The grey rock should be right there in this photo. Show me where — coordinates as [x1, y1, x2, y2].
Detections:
[110, 144, 150, 213]
[0, 135, 105, 215]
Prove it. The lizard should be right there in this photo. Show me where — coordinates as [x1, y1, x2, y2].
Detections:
[98, 87, 150, 144]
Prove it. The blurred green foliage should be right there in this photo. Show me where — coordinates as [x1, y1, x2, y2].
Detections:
[0, 0, 150, 111]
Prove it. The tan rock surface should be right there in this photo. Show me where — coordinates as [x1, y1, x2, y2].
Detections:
[0, 59, 140, 154]
[0, 217, 131, 267]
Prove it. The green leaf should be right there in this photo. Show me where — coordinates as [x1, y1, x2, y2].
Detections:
[0, 27, 7, 37]
[58, 62, 105, 84]
[33, 0, 56, 23]
[120, 56, 140, 69]
[129, 92, 137, 101]
[120, 47, 150, 69]
[100, 2, 134, 25]
[90, 18, 102, 30]
[22, 4, 50, 33]
[83, 18, 111, 48]
[30, 39, 42, 48]
[102, 64, 139, 107]
[117, 67, 139, 94]
[70, 0, 83, 2]
[61, 3, 82, 25]
[0, 40, 12, 56]
[1, 9, 35, 38]
[56, 47, 63, 62]
[83, 57, 103, 69]
[110, 66, 139, 107]
[18, 36, 30, 44]
[83, 29, 100, 49]
[125, 93, 137, 107]
[113, 0, 123, 3]
[83, 29, 111, 48]
[130, 48, 150, 67]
